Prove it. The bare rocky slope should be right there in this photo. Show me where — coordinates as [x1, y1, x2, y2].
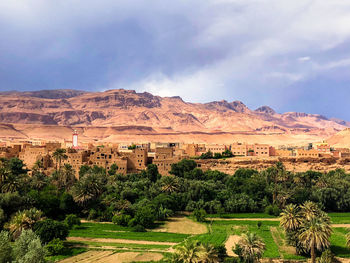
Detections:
[0, 89, 347, 145]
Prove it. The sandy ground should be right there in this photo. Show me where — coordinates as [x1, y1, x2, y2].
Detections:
[225, 235, 241, 257]
[58, 251, 163, 263]
[59, 251, 113, 263]
[270, 227, 296, 256]
[67, 237, 177, 246]
[153, 216, 207, 234]
[208, 217, 279, 221]
[331, 224, 350, 228]
[96, 252, 163, 263]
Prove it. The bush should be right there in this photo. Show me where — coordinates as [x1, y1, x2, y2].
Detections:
[0, 231, 13, 263]
[13, 230, 46, 263]
[45, 238, 65, 256]
[193, 208, 207, 222]
[87, 209, 98, 220]
[34, 219, 69, 244]
[112, 214, 132, 227]
[264, 204, 280, 216]
[132, 224, 146, 232]
[133, 205, 156, 228]
[215, 244, 227, 261]
[64, 214, 81, 229]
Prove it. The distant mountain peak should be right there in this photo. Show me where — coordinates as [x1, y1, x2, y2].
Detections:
[255, 106, 276, 115]
[0, 89, 87, 99]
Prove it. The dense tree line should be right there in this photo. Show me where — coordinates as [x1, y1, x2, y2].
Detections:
[1, 156, 350, 230]
[1, 154, 350, 262]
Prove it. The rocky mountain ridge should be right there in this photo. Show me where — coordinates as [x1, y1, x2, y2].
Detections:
[0, 89, 347, 144]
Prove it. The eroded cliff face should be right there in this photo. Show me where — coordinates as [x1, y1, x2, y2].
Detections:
[0, 88, 347, 143]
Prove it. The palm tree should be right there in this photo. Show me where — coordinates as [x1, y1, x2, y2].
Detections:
[346, 231, 350, 248]
[300, 201, 320, 221]
[160, 176, 180, 193]
[52, 148, 67, 171]
[5, 208, 44, 239]
[172, 239, 202, 263]
[198, 243, 219, 263]
[32, 160, 43, 173]
[236, 232, 266, 263]
[57, 164, 76, 190]
[1, 173, 23, 193]
[280, 204, 302, 232]
[72, 173, 104, 205]
[298, 217, 332, 263]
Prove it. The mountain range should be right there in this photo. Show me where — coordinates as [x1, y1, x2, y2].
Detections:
[0, 89, 347, 145]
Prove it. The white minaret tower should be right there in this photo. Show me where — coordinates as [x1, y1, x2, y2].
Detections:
[72, 130, 78, 148]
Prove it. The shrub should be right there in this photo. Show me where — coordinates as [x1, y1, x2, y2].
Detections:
[13, 230, 46, 263]
[64, 214, 81, 229]
[0, 231, 13, 263]
[193, 208, 207, 222]
[132, 224, 146, 232]
[87, 209, 98, 220]
[33, 219, 69, 244]
[112, 214, 132, 227]
[257, 221, 262, 229]
[133, 206, 156, 228]
[45, 238, 65, 256]
[317, 249, 339, 263]
[265, 204, 280, 216]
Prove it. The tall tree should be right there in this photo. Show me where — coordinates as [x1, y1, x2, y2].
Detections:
[52, 149, 67, 172]
[236, 232, 266, 263]
[298, 218, 332, 263]
[5, 208, 44, 239]
[171, 239, 202, 263]
[280, 204, 302, 232]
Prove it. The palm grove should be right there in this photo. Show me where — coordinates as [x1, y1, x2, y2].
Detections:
[0, 148, 349, 262]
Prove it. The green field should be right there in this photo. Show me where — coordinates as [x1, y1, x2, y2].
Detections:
[186, 217, 350, 259]
[69, 222, 189, 243]
[46, 247, 87, 262]
[329, 213, 350, 224]
[208, 213, 277, 219]
[68, 241, 171, 250]
[64, 215, 350, 262]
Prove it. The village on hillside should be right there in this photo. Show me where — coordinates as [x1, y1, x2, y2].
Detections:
[1, 130, 349, 178]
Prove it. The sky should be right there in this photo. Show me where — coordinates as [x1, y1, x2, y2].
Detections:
[1, 1, 350, 120]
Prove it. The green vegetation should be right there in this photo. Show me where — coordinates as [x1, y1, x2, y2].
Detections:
[1, 156, 350, 262]
[208, 213, 277, 219]
[69, 222, 189, 242]
[68, 240, 171, 250]
[46, 247, 87, 262]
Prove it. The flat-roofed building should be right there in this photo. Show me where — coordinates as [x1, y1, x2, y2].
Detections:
[295, 149, 319, 158]
[230, 143, 247, 156]
[206, 144, 226, 154]
[274, 149, 292, 157]
[254, 144, 270, 157]
[153, 147, 182, 175]
[89, 147, 128, 175]
[19, 146, 49, 169]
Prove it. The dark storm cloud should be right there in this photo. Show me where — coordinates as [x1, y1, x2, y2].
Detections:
[1, 1, 350, 119]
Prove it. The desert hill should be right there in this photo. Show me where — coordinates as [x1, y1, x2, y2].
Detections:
[0, 89, 347, 145]
[327, 128, 350, 147]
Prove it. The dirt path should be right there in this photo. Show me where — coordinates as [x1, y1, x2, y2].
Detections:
[208, 218, 350, 227]
[153, 216, 207, 234]
[59, 251, 113, 263]
[67, 236, 177, 246]
[332, 224, 350, 228]
[208, 217, 279, 221]
[270, 226, 296, 257]
[58, 251, 163, 263]
[95, 252, 163, 263]
[225, 235, 241, 257]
